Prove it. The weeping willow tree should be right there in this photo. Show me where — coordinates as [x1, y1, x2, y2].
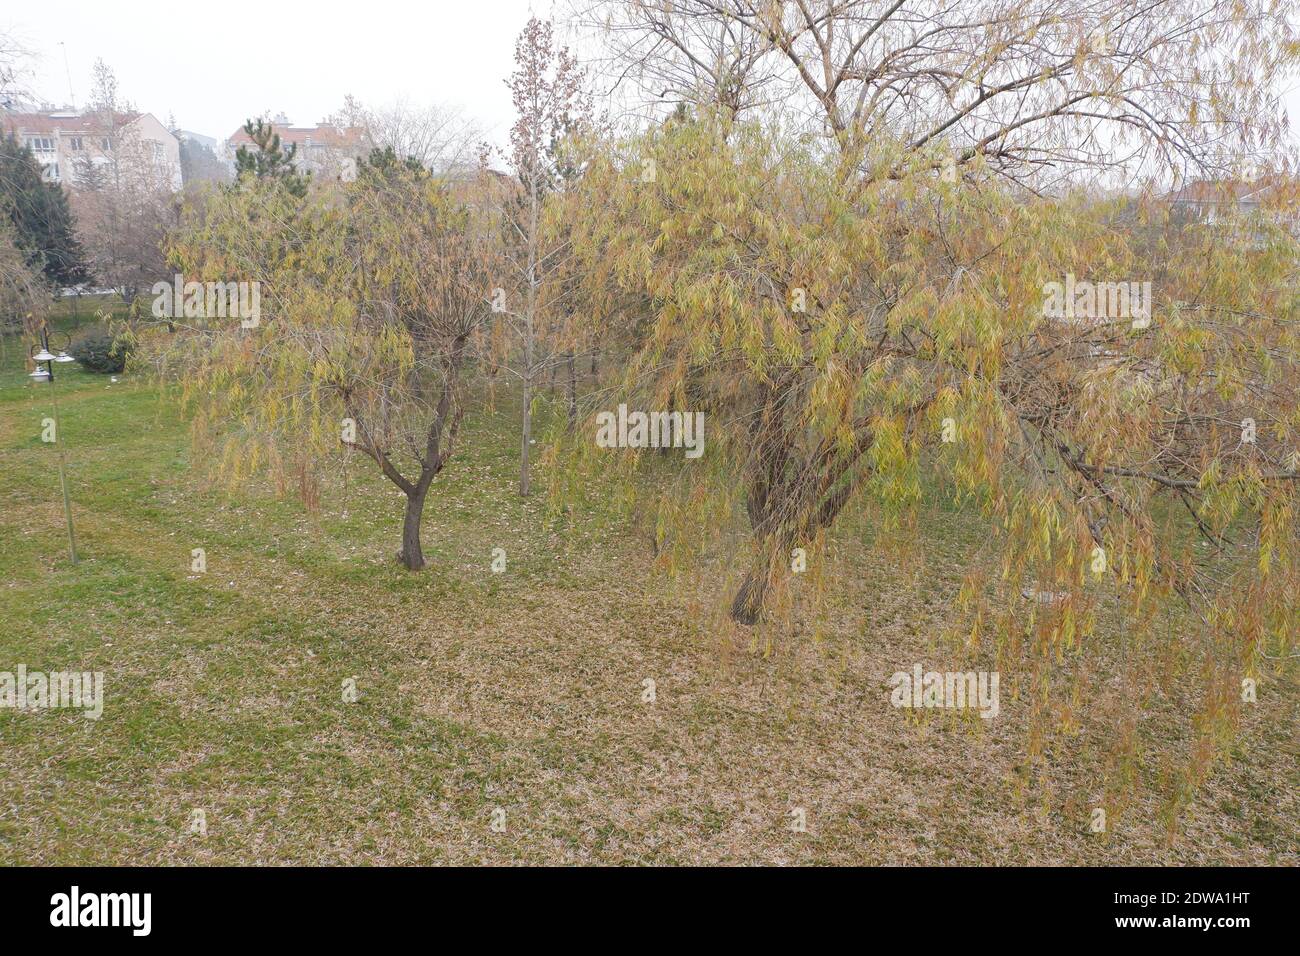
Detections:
[563, 111, 1298, 624]
[0, 217, 47, 335]
[552, 107, 1299, 818]
[147, 153, 498, 569]
[559, 0, 1300, 623]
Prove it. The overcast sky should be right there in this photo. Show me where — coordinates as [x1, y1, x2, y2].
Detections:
[5, 0, 1300, 153]
[4, 0, 557, 144]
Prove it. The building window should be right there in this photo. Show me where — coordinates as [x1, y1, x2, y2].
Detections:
[101, 137, 110, 150]
[26, 137, 54, 152]
[68, 137, 83, 151]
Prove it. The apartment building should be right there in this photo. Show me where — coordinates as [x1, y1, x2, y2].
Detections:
[1167, 177, 1300, 226]
[224, 120, 366, 180]
[1, 107, 183, 191]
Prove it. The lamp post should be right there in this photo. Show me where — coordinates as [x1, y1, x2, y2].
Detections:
[30, 328, 79, 564]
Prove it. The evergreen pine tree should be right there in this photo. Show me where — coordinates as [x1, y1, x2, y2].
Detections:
[0, 133, 90, 287]
[233, 118, 309, 197]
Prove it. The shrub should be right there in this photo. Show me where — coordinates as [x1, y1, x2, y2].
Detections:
[69, 324, 133, 373]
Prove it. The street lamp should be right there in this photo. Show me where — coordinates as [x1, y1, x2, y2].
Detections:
[30, 328, 79, 564]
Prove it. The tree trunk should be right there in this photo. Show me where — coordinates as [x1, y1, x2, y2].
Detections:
[729, 561, 771, 625]
[520, 372, 532, 496]
[565, 351, 577, 431]
[399, 489, 427, 570]
[520, 176, 538, 498]
[729, 535, 785, 625]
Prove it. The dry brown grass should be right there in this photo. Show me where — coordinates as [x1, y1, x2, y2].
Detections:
[0, 363, 1295, 865]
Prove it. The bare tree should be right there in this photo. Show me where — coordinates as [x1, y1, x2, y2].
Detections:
[72, 60, 176, 301]
[333, 95, 483, 174]
[0, 31, 33, 110]
[574, 0, 1298, 188]
[493, 16, 593, 496]
[571, 0, 784, 121]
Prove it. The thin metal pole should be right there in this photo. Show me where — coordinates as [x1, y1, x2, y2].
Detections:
[42, 328, 78, 563]
[52, 387, 78, 564]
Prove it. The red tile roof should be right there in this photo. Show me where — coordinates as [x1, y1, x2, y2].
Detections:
[2, 110, 141, 136]
[1166, 177, 1290, 205]
[227, 123, 364, 149]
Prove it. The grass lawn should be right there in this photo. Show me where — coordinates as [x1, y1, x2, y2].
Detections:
[1, 316, 1296, 865]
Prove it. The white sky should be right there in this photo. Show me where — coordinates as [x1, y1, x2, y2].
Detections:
[4, 0, 1300, 154]
[4, 0, 557, 145]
